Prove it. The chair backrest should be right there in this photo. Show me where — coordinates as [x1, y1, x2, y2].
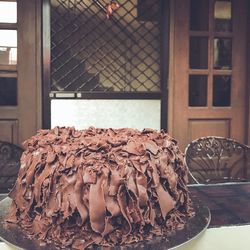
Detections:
[0, 141, 24, 192]
[184, 136, 250, 184]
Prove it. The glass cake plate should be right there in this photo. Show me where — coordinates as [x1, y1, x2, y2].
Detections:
[0, 196, 210, 250]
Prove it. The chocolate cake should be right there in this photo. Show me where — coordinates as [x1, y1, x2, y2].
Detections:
[7, 127, 194, 249]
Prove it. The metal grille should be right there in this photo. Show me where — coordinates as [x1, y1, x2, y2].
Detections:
[50, 0, 161, 93]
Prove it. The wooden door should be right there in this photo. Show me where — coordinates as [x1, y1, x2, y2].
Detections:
[0, 0, 41, 145]
[170, 0, 248, 150]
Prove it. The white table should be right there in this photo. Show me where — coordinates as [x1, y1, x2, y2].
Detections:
[177, 225, 250, 250]
[0, 225, 250, 250]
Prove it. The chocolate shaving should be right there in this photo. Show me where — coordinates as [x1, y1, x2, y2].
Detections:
[6, 127, 194, 249]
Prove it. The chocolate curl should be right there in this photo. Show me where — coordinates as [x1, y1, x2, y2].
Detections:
[33, 162, 55, 207]
[123, 140, 145, 156]
[159, 154, 178, 191]
[109, 169, 124, 196]
[149, 202, 156, 226]
[46, 151, 56, 163]
[74, 168, 88, 225]
[117, 186, 132, 236]
[151, 161, 176, 218]
[25, 155, 43, 186]
[127, 191, 142, 224]
[82, 168, 97, 184]
[156, 184, 176, 219]
[89, 174, 106, 233]
[105, 195, 121, 217]
[126, 168, 138, 196]
[145, 141, 159, 155]
[136, 172, 149, 207]
[61, 182, 77, 218]
[102, 217, 115, 237]
[44, 181, 59, 217]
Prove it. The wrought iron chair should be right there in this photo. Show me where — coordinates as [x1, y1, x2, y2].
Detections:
[0, 141, 23, 192]
[184, 136, 250, 184]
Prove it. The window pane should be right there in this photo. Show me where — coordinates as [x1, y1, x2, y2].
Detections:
[51, 99, 161, 130]
[0, 30, 17, 47]
[51, 0, 161, 92]
[0, 2, 17, 23]
[190, 0, 209, 31]
[0, 30, 17, 65]
[0, 77, 17, 106]
[189, 75, 207, 107]
[214, 0, 232, 32]
[0, 47, 17, 65]
[213, 76, 231, 106]
[214, 38, 232, 69]
[190, 37, 208, 69]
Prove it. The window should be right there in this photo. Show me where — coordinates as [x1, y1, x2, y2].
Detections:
[48, 0, 168, 130]
[0, 1, 17, 106]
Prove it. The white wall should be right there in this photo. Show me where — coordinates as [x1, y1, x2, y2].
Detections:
[51, 99, 160, 130]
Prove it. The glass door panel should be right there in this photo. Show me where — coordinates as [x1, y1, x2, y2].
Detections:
[189, 0, 233, 108]
[213, 76, 231, 107]
[214, 38, 232, 69]
[189, 75, 208, 107]
[189, 37, 208, 69]
[214, 0, 232, 32]
[190, 0, 209, 31]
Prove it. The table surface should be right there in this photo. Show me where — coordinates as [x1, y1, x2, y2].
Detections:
[189, 182, 250, 227]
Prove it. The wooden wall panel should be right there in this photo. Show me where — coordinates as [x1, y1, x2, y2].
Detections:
[0, 120, 18, 144]
[17, 0, 42, 144]
[188, 119, 230, 142]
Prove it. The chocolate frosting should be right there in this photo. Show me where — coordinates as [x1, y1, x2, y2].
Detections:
[6, 127, 194, 249]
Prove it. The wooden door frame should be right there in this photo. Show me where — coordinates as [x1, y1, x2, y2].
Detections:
[17, 0, 42, 143]
[168, 0, 250, 147]
[0, 0, 42, 145]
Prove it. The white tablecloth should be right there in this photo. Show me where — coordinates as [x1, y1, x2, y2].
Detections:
[1, 225, 250, 250]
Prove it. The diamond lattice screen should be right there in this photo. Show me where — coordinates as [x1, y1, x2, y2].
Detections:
[51, 0, 161, 92]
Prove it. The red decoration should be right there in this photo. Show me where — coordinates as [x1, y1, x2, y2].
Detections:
[106, 1, 120, 19]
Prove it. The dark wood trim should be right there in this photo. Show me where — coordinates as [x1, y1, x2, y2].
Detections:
[42, 0, 51, 129]
[160, 0, 169, 131]
[36, 0, 42, 130]
[0, 72, 17, 77]
[190, 31, 233, 38]
[0, 23, 17, 29]
[246, 0, 250, 144]
[0, 65, 17, 71]
[188, 69, 232, 75]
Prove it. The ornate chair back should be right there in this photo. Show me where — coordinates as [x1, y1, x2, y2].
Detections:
[184, 136, 250, 184]
[0, 141, 23, 192]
